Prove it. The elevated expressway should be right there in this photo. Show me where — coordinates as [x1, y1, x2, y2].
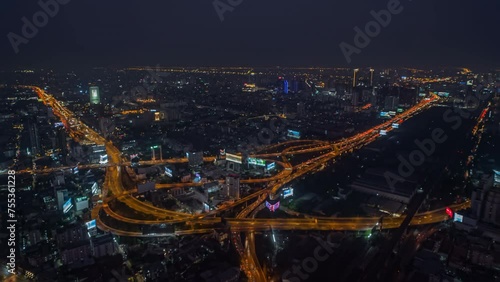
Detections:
[93, 200, 470, 236]
[29, 86, 466, 280]
[29, 86, 471, 282]
[29, 86, 449, 229]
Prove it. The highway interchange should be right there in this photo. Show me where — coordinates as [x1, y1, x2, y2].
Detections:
[27, 86, 473, 281]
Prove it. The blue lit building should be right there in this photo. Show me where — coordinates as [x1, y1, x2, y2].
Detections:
[283, 80, 289, 94]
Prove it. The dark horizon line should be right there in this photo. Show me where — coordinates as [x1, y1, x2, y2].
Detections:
[1, 64, 499, 73]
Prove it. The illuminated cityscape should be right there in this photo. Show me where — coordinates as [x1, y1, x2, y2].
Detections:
[0, 1, 499, 282]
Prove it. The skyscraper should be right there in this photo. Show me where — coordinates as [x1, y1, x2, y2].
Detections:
[291, 78, 299, 93]
[28, 121, 41, 157]
[283, 80, 289, 94]
[370, 68, 375, 86]
[226, 175, 240, 199]
[99, 117, 115, 139]
[353, 68, 359, 88]
[297, 102, 306, 117]
[471, 171, 500, 226]
[89, 86, 100, 105]
[55, 125, 68, 165]
[56, 189, 69, 211]
[384, 96, 399, 110]
[351, 91, 360, 107]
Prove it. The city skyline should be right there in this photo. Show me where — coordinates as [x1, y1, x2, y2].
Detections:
[0, 1, 499, 281]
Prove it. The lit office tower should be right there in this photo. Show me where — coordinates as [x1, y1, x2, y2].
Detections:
[226, 175, 240, 199]
[370, 68, 375, 86]
[353, 68, 359, 88]
[28, 121, 41, 157]
[283, 80, 289, 94]
[56, 189, 69, 211]
[89, 86, 100, 104]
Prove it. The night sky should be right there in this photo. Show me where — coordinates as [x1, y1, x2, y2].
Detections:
[0, 0, 498, 69]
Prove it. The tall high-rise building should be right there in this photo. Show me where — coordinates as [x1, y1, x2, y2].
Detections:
[55, 189, 69, 211]
[28, 121, 41, 157]
[384, 96, 399, 110]
[291, 79, 299, 93]
[471, 171, 500, 226]
[99, 117, 115, 139]
[353, 68, 359, 88]
[351, 91, 360, 107]
[89, 86, 100, 105]
[226, 175, 240, 199]
[297, 102, 306, 117]
[370, 88, 378, 108]
[370, 68, 375, 86]
[283, 80, 289, 94]
[55, 125, 68, 165]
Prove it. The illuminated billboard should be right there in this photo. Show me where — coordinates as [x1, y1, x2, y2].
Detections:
[164, 167, 173, 177]
[287, 130, 301, 139]
[193, 173, 202, 183]
[453, 213, 463, 223]
[379, 130, 387, 136]
[226, 153, 242, 164]
[397, 108, 403, 113]
[265, 200, 280, 212]
[99, 154, 108, 164]
[437, 92, 450, 97]
[248, 158, 266, 167]
[388, 111, 396, 116]
[266, 162, 276, 171]
[283, 188, 293, 199]
[494, 170, 500, 185]
[392, 123, 399, 129]
[63, 198, 73, 214]
[75, 196, 89, 211]
[380, 112, 390, 117]
[91, 182, 98, 195]
[85, 219, 97, 230]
